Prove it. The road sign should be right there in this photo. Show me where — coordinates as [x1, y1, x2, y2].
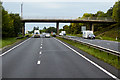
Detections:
[81, 26, 86, 32]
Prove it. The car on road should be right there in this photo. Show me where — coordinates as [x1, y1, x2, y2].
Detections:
[42, 33, 46, 38]
[33, 30, 40, 38]
[51, 32, 56, 37]
[45, 33, 51, 38]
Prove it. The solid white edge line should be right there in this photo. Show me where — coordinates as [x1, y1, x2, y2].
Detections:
[54, 38, 118, 79]
[37, 60, 41, 64]
[0, 38, 31, 56]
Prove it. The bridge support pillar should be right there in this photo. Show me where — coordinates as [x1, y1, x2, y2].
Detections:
[22, 22, 25, 36]
[89, 23, 94, 32]
[56, 22, 59, 35]
[92, 24, 94, 32]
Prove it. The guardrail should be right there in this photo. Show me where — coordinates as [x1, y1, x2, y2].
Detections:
[60, 36, 120, 57]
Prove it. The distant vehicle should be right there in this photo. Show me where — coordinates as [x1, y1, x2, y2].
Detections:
[61, 31, 66, 36]
[33, 30, 40, 38]
[42, 33, 46, 38]
[59, 33, 63, 36]
[59, 31, 66, 36]
[88, 34, 95, 39]
[82, 31, 95, 39]
[45, 33, 50, 38]
[51, 32, 56, 37]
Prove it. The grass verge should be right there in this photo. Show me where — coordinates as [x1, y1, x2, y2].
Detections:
[0, 37, 27, 48]
[67, 34, 82, 37]
[56, 37, 120, 70]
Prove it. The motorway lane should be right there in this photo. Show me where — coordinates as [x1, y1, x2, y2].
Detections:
[67, 36, 119, 52]
[2, 38, 112, 78]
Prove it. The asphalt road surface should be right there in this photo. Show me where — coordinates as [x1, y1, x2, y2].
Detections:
[67, 36, 119, 52]
[2, 37, 116, 78]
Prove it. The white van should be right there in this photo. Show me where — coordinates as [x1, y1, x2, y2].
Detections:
[33, 30, 40, 38]
[82, 31, 95, 39]
[59, 31, 66, 36]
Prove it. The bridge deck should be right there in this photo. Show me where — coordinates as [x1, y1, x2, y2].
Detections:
[21, 19, 117, 24]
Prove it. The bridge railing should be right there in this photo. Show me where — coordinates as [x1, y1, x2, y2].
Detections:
[22, 16, 115, 21]
[79, 17, 114, 21]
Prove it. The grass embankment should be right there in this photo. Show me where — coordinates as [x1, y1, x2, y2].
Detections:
[67, 24, 120, 42]
[67, 34, 82, 37]
[0, 37, 27, 48]
[95, 24, 120, 42]
[25, 34, 33, 37]
[56, 37, 120, 70]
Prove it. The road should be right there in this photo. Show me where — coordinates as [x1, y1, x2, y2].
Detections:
[67, 36, 119, 52]
[2, 37, 117, 78]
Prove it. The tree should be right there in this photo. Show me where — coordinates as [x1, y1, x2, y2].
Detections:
[10, 14, 22, 36]
[46, 27, 56, 33]
[63, 25, 70, 34]
[33, 26, 39, 30]
[43, 27, 46, 30]
[106, 7, 113, 17]
[2, 7, 14, 37]
[112, 1, 120, 22]
[0, 2, 2, 38]
[59, 29, 64, 33]
[82, 13, 92, 18]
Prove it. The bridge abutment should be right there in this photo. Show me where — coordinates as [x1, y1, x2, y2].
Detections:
[92, 24, 94, 32]
[22, 22, 25, 36]
[89, 23, 94, 32]
[56, 22, 59, 35]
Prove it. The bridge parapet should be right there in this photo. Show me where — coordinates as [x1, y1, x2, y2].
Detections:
[22, 16, 114, 22]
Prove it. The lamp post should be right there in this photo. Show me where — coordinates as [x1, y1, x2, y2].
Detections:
[21, 2, 23, 19]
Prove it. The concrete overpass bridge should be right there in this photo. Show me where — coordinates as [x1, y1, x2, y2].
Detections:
[21, 17, 117, 35]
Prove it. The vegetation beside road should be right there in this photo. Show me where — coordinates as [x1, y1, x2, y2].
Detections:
[0, 37, 27, 48]
[62, 1, 120, 42]
[56, 37, 120, 70]
[67, 34, 82, 37]
[28, 26, 57, 34]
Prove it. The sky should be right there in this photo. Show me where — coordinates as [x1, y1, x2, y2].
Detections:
[2, 0, 118, 33]
[1, 0, 118, 2]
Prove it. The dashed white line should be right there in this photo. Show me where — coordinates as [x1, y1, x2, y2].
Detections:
[37, 61, 41, 64]
[0, 38, 31, 56]
[54, 38, 118, 79]
[39, 51, 42, 54]
[40, 47, 42, 49]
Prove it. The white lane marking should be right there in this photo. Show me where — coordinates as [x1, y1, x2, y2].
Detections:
[0, 38, 31, 56]
[54, 38, 118, 79]
[37, 61, 41, 64]
[40, 47, 42, 49]
[39, 51, 42, 54]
